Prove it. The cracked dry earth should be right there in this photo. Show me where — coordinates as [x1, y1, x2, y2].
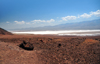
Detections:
[0, 35, 100, 64]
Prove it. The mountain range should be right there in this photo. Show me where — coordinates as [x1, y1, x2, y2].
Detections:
[11, 19, 100, 31]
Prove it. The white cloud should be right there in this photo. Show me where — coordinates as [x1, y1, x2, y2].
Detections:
[31, 19, 55, 23]
[32, 20, 46, 22]
[90, 10, 100, 17]
[6, 21, 9, 23]
[62, 16, 77, 21]
[14, 21, 25, 24]
[61, 10, 100, 21]
[47, 19, 55, 22]
[80, 10, 100, 18]
[80, 13, 91, 18]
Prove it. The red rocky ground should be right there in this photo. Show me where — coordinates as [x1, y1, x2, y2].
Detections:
[0, 35, 100, 64]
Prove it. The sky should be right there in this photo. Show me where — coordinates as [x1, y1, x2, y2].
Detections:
[0, 0, 100, 30]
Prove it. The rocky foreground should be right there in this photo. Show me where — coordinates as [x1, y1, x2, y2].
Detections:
[0, 35, 100, 64]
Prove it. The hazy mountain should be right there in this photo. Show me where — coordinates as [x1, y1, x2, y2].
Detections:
[12, 19, 100, 31]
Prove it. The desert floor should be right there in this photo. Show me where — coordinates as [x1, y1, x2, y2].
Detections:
[0, 34, 100, 64]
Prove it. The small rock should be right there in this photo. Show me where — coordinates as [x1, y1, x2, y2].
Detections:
[19, 41, 34, 50]
[58, 44, 61, 47]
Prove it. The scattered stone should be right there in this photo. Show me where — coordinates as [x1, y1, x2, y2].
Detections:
[19, 41, 34, 50]
[40, 40, 43, 42]
[58, 44, 61, 47]
[39, 39, 46, 43]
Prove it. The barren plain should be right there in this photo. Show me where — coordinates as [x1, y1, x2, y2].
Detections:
[0, 34, 100, 64]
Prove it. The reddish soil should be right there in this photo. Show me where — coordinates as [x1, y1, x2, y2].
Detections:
[0, 35, 100, 64]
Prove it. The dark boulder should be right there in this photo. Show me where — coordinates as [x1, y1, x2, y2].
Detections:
[19, 41, 34, 50]
[58, 44, 61, 47]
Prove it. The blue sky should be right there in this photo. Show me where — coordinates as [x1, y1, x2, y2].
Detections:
[0, 0, 100, 30]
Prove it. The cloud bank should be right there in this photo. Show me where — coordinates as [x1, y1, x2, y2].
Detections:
[31, 19, 55, 23]
[91, 10, 100, 17]
[14, 10, 100, 24]
[80, 13, 91, 18]
[62, 16, 77, 21]
[14, 21, 25, 24]
[62, 10, 100, 21]
[14, 19, 55, 24]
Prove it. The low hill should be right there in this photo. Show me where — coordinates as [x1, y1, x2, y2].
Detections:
[0, 28, 12, 35]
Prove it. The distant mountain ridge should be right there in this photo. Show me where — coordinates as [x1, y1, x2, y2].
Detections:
[0, 28, 12, 35]
[12, 19, 100, 31]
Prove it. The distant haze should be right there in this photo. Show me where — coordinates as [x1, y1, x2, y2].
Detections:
[10, 19, 100, 31]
